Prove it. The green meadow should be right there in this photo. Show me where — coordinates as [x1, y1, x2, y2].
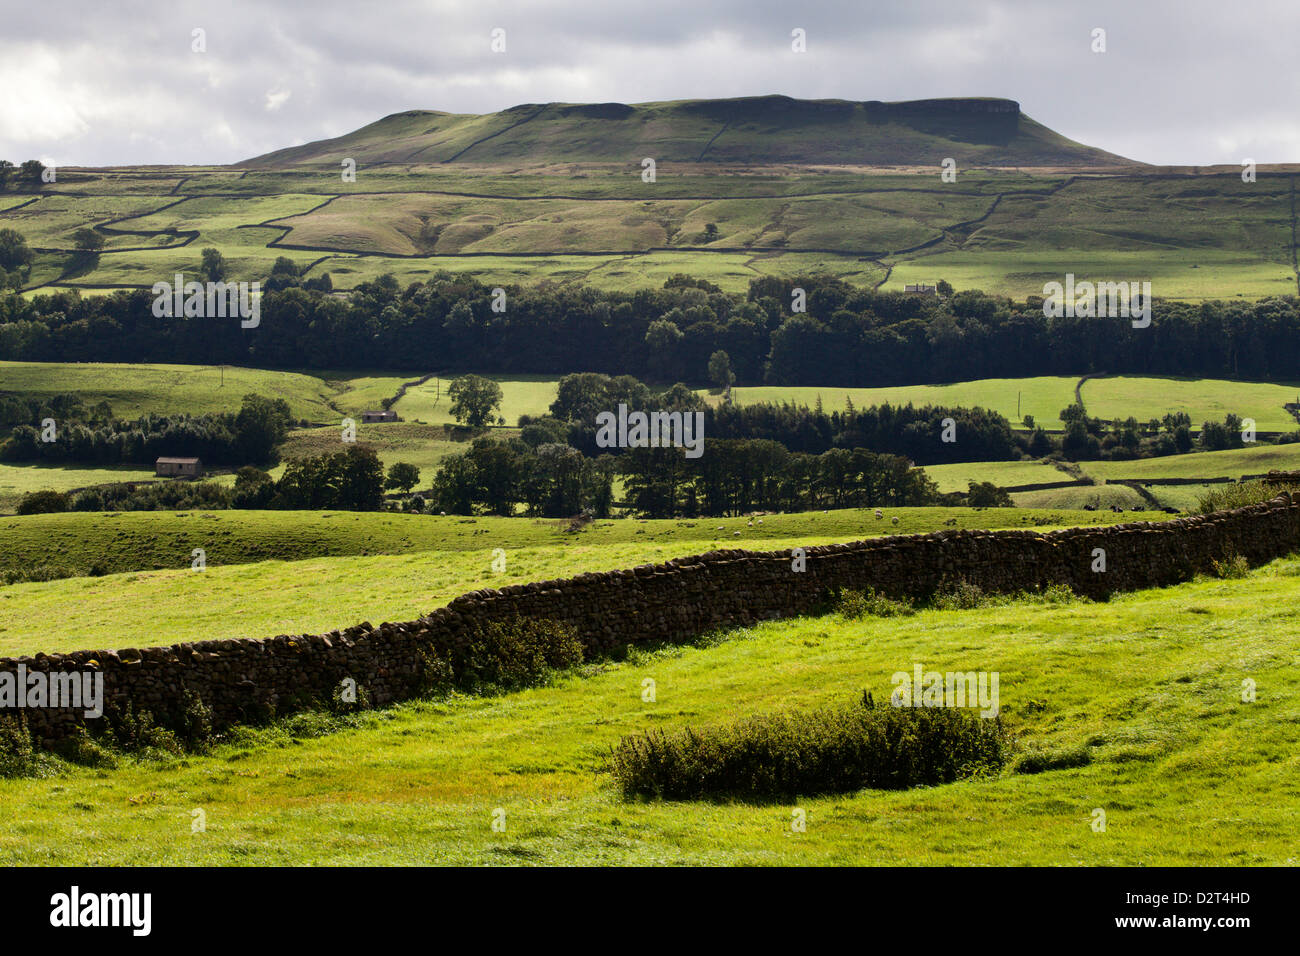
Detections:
[1080, 376, 1300, 432]
[731, 377, 1078, 428]
[393, 374, 560, 426]
[6, 156, 1296, 299]
[0, 361, 343, 421]
[0, 507, 1154, 656]
[1, 556, 1296, 865]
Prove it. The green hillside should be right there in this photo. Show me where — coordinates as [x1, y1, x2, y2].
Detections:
[0, 506, 1146, 614]
[2, 556, 1297, 865]
[241, 96, 1135, 169]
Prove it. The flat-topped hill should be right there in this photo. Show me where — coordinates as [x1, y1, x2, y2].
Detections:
[241, 94, 1137, 168]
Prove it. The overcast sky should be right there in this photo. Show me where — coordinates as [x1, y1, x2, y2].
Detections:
[2, 0, 1297, 168]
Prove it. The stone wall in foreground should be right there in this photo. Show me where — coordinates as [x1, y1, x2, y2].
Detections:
[5, 494, 1299, 746]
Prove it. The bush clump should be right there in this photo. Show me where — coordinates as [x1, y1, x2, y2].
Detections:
[931, 579, 989, 610]
[609, 691, 1009, 801]
[0, 715, 61, 778]
[1197, 479, 1295, 514]
[418, 615, 584, 696]
[1013, 745, 1093, 775]
[836, 587, 915, 619]
[1211, 553, 1250, 579]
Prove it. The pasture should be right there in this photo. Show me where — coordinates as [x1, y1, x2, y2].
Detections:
[393, 374, 559, 426]
[1, 555, 1296, 865]
[0, 361, 343, 421]
[6, 161, 1296, 299]
[0, 506, 1156, 656]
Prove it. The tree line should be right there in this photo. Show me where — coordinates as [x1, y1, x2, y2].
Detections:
[3, 270, 1300, 385]
[19, 445, 387, 515]
[0, 394, 294, 467]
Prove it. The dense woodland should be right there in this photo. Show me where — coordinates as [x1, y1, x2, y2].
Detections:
[3, 271, 1300, 385]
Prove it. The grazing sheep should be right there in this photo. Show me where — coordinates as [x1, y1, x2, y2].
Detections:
[874, 510, 883, 519]
[891, 517, 899, 525]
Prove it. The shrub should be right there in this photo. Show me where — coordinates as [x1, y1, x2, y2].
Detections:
[1197, 479, 1296, 514]
[1013, 745, 1093, 775]
[836, 587, 915, 619]
[175, 690, 215, 752]
[1035, 583, 1077, 605]
[2, 564, 77, 585]
[53, 725, 118, 769]
[0, 714, 60, 778]
[609, 691, 1009, 801]
[1211, 553, 1250, 579]
[16, 490, 68, 514]
[931, 579, 989, 610]
[418, 616, 583, 696]
[108, 701, 183, 756]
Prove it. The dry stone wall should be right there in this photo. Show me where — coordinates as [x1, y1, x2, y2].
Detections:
[6, 494, 1300, 747]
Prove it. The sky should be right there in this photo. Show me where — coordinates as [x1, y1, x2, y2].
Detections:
[2, 0, 1298, 168]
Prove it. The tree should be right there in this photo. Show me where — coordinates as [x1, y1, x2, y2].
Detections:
[334, 446, 386, 510]
[936, 278, 954, 297]
[0, 160, 12, 189]
[644, 318, 683, 380]
[385, 462, 421, 493]
[19, 160, 45, 184]
[704, 223, 719, 240]
[1021, 414, 1035, 430]
[72, 228, 105, 253]
[16, 490, 68, 515]
[967, 481, 1012, 507]
[231, 466, 275, 508]
[707, 350, 735, 391]
[265, 256, 300, 291]
[233, 393, 293, 465]
[448, 374, 503, 427]
[200, 247, 227, 283]
[0, 228, 34, 271]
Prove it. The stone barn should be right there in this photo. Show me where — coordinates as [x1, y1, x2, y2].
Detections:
[156, 457, 203, 478]
[361, 410, 399, 423]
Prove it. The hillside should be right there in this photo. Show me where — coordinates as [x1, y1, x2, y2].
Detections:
[241, 95, 1138, 168]
[2, 557, 1297, 865]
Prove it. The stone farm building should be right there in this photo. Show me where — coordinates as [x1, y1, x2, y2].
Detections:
[362, 410, 399, 423]
[156, 457, 203, 478]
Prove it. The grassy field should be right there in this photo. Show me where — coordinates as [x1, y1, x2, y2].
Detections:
[279, 422, 467, 478]
[5, 133, 1294, 298]
[1, 554, 1296, 865]
[921, 460, 1069, 493]
[0, 361, 344, 421]
[0, 462, 159, 513]
[1011, 484, 1148, 510]
[731, 378, 1077, 428]
[393, 374, 560, 426]
[1080, 442, 1300, 481]
[1081, 376, 1300, 432]
[0, 507, 1158, 656]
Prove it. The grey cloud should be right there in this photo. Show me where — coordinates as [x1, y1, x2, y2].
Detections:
[0, 0, 1297, 166]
